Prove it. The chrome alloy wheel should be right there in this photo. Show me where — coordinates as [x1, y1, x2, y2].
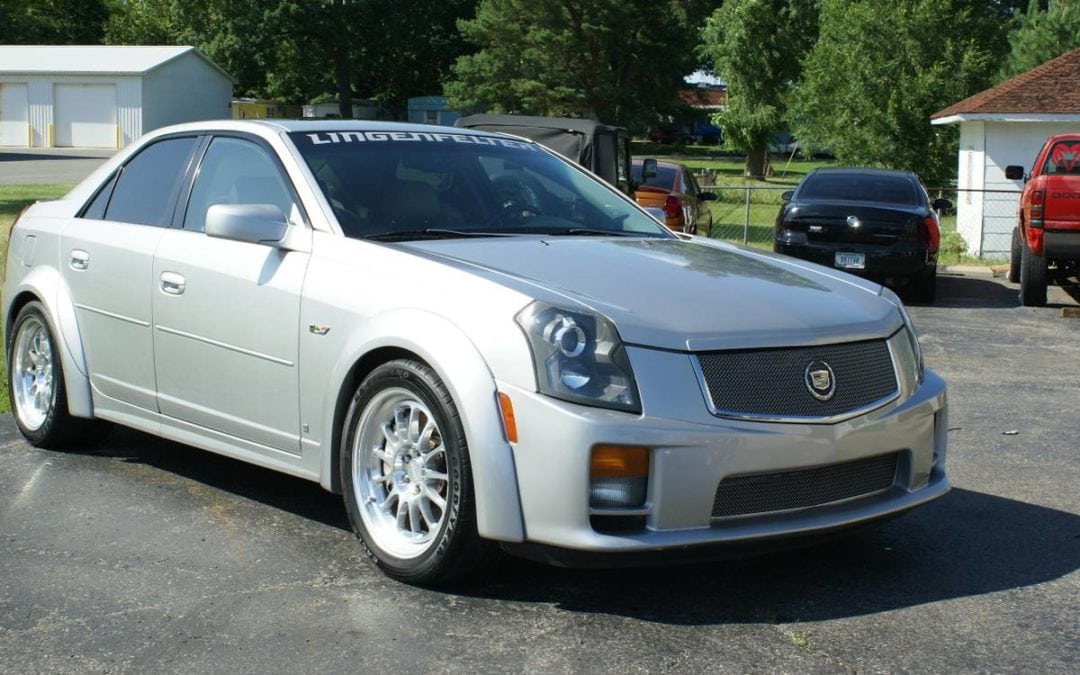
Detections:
[352, 388, 450, 559]
[11, 314, 54, 431]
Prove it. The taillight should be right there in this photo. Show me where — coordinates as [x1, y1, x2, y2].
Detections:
[664, 195, 681, 218]
[919, 216, 940, 252]
[1030, 189, 1045, 227]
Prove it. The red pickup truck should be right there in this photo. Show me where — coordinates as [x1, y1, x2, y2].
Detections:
[1006, 133, 1080, 306]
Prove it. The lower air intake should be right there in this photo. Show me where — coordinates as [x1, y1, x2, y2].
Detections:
[712, 453, 900, 518]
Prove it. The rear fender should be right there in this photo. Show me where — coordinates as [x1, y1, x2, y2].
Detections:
[319, 308, 525, 543]
[6, 267, 94, 418]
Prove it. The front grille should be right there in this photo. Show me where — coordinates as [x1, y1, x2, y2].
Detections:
[695, 339, 898, 421]
[711, 452, 900, 518]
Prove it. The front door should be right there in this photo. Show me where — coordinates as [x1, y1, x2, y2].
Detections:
[152, 135, 309, 455]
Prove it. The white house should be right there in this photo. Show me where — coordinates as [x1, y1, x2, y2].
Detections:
[0, 45, 233, 149]
[931, 48, 1080, 258]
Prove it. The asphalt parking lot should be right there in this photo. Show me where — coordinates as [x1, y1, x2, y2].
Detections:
[1, 272, 1077, 673]
[0, 148, 113, 185]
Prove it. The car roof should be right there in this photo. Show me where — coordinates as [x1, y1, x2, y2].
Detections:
[807, 167, 917, 180]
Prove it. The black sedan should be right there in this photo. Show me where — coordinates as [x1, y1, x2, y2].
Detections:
[773, 168, 951, 302]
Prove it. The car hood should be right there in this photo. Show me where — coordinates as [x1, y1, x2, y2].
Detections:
[402, 237, 902, 351]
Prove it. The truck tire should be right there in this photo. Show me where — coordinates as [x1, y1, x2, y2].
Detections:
[1008, 227, 1021, 284]
[1019, 241, 1048, 307]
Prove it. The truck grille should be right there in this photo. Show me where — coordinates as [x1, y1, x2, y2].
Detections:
[711, 453, 900, 518]
[695, 339, 898, 421]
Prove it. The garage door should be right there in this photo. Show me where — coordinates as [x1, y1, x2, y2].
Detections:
[0, 82, 29, 147]
[54, 83, 117, 148]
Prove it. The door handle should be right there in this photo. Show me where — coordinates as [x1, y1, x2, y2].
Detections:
[69, 249, 89, 271]
[160, 271, 186, 295]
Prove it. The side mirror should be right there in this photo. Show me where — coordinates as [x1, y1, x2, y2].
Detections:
[932, 198, 953, 211]
[641, 158, 658, 180]
[698, 191, 717, 201]
[781, 190, 795, 201]
[1004, 165, 1024, 181]
[206, 204, 289, 246]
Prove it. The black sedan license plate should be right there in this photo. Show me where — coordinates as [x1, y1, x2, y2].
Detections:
[834, 252, 865, 270]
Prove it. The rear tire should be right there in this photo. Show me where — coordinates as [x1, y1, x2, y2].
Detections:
[1019, 241, 1048, 307]
[7, 301, 110, 449]
[1008, 227, 1021, 283]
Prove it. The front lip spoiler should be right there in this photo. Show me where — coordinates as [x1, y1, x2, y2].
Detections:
[502, 473, 951, 569]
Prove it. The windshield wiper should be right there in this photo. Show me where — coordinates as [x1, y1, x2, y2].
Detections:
[545, 228, 642, 237]
[364, 229, 512, 242]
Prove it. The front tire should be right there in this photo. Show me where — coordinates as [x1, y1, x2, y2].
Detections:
[1019, 241, 1048, 307]
[340, 359, 494, 585]
[1008, 227, 1022, 283]
[7, 301, 109, 448]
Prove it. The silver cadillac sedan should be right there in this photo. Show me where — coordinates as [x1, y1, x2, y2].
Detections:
[3, 121, 949, 584]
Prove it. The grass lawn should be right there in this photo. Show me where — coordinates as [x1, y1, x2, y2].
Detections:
[0, 184, 74, 413]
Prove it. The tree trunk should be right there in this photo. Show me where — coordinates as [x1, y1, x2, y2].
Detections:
[745, 145, 770, 179]
[336, 63, 352, 119]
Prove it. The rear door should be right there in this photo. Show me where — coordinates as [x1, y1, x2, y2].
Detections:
[151, 134, 309, 455]
[61, 135, 199, 415]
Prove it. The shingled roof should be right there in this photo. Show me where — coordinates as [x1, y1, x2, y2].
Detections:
[932, 47, 1080, 120]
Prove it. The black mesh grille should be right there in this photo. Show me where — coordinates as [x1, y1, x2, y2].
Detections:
[711, 453, 900, 518]
[696, 339, 897, 419]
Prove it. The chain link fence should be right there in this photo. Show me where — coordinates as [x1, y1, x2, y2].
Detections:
[695, 179, 1021, 260]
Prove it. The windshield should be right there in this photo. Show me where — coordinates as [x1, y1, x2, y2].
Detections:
[799, 173, 917, 205]
[289, 130, 670, 240]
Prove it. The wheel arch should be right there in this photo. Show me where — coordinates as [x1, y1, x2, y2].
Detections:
[318, 310, 525, 543]
[5, 269, 94, 418]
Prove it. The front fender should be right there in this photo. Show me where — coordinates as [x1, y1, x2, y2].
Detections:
[5, 267, 94, 418]
[316, 308, 525, 543]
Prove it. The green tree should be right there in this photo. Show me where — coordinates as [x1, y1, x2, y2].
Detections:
[791, 0, 1012, 186]
[699, 0, 818, 178]
[999, 0, 1080, 80]
[446, 0, 711, 129]
[0, 0, 109, 44]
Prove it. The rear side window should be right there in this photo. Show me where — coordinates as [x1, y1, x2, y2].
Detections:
[799, 173, 917, 205]
[1042, 141, 1080, 175]
[104, 137, 198, 226]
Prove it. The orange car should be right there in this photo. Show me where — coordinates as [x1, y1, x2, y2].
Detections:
[631, 159, 716, 234]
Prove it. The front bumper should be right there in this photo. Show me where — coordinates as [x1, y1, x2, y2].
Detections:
[500, 343, 948, 555]
[775, 239, 933, 280]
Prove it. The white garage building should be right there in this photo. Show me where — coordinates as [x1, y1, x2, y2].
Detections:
[931, 47, 1080, 258]
[0, 45, 233, 149]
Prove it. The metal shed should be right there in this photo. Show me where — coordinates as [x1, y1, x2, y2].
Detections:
[0, 45, 233, 149]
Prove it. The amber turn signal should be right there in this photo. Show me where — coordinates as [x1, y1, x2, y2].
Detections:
[497, 392, 518, 443]
[590, 444, 649, 478]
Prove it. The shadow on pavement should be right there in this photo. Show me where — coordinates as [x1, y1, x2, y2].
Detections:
[907, 274, 1019, 309]
[0, 152, 108, 162]
[91, 426, 351, 532]
[459, 489, 1079, 625]
[87, 427, 1079, 625]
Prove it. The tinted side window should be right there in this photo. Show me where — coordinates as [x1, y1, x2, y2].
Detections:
[184, 137, 297, 232]
[104, 137, 198, 226]
[82, 172, 119, 220]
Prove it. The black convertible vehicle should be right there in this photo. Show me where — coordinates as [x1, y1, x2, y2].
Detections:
[773, 168, 951, 302]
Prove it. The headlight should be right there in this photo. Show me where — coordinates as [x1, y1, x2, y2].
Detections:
[516, 301, 641, 413]
[883, 289, 924, 386]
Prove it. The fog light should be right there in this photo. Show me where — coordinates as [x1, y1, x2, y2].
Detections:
[590, 444, 648, 508]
